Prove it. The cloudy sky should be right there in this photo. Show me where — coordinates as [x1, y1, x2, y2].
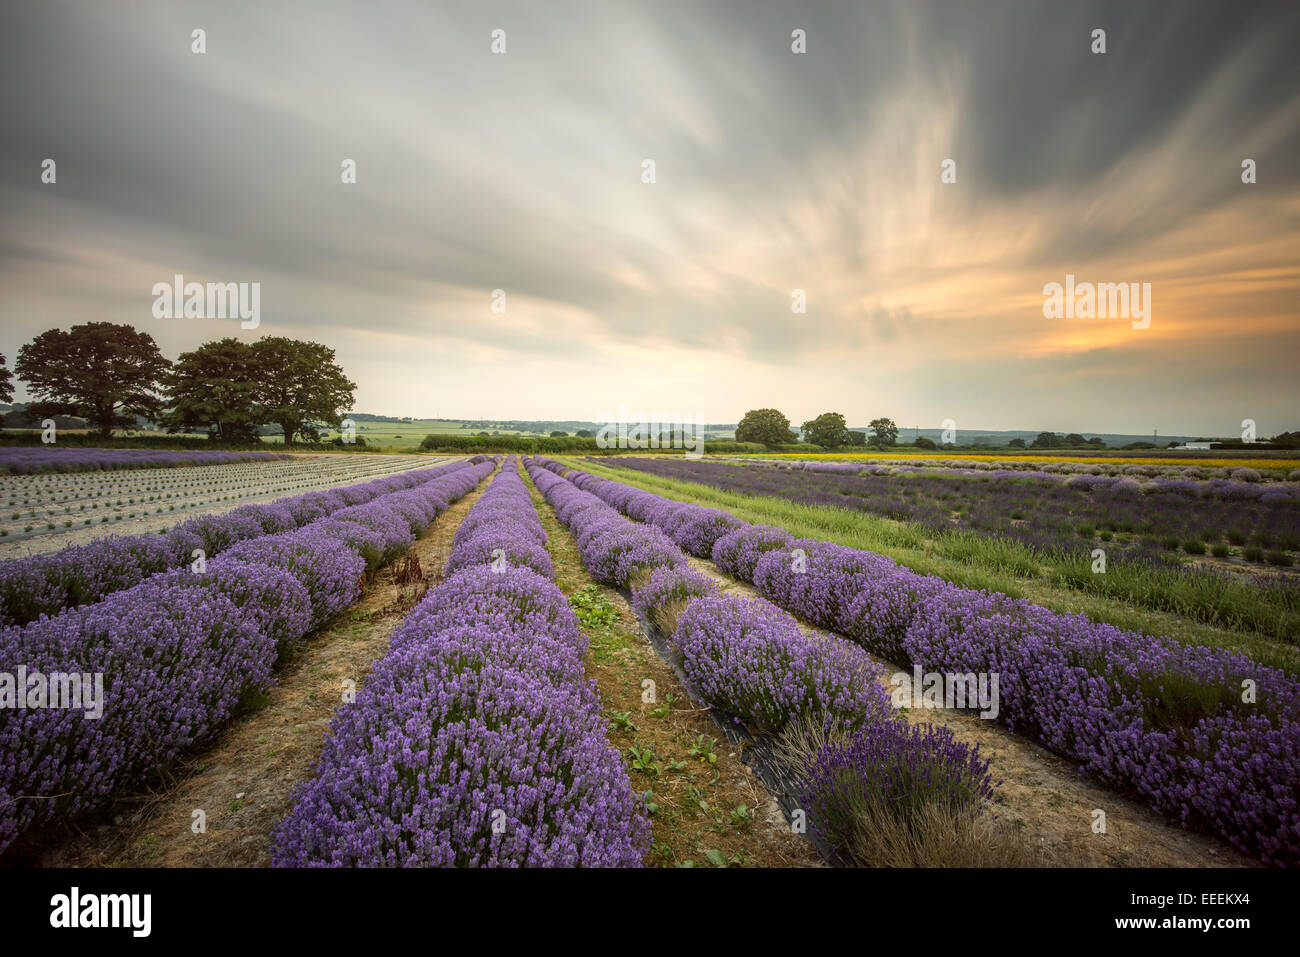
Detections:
[1, 0, 1297, 435]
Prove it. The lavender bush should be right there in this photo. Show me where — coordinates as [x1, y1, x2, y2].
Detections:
[802, 721, 995, 856]
[672, 594, 893, 732]
[629, 565, 718, 622]
[0, 581, 270, 852]
[273, 459, 648, 867]
[711, 523, 795, 580]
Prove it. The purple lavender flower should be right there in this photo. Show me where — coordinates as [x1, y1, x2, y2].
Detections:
[671, 594, 894, 732]
[272, 460, 648, 867]
[801, 721, 996, 857]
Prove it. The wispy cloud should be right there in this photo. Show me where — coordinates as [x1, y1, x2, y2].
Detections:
[0, 0, 1296, 434]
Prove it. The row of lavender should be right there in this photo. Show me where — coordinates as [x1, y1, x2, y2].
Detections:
[535, 457, 1300, 865]
[733, 455, 1300, 500]
[526, 460, 893, 730]
[0, 458, 496, 855]
[524, 459, 997, 861]
[598, 457, 1300, 555]
[272, 459, 648, 866]
[0, 447, 292, 474]
[0, 458, 486, 628]
[768, 456, 1300, 484]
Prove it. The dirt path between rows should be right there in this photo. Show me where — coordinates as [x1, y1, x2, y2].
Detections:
[525, 475, 822, 868]
[678, 553, 1256, 868]
[30, 471, 493, 868]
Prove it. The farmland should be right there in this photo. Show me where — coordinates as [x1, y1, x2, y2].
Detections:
[2, 447, 1294, 875]
[2, 2, 1297, 931]
[590, 456, 1300, 649]
[530, 455, 1300, 865]
[0, 453, 447, 557]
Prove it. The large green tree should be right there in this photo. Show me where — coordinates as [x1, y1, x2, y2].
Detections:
[15, 323, 169, 436]
[250, 337, 356, 445]
[801, 411, 850, 449]
[162, 338, 262, 441]
[868, 417, 899, 448]
[735, 408, 797, 446]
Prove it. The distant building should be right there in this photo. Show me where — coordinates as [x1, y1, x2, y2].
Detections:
[1172, 442, 1212, 450]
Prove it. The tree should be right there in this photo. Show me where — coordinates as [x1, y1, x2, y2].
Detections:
[915, 435, 937, 450]
[1063, 433, 1087, 447]
[549, 430, 568, 437]
[1030, 431, 1061, 449]
[1007, 437, 1026, 448]
[846, 429, 867, 446]
[735, 408, 797, 446]
[575, 429, 594, 438]
[867, 417, 899, 448]
[15, 323, 169, 436]
[801, 412, 850, 449]
[0, 354, 12, 404]
[161, 338, 262, 441]
[249, 337, 356, 445]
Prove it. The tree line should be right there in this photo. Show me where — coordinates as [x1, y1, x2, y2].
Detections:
[734, 408, 900, 450]
[0, 322, 355, 445]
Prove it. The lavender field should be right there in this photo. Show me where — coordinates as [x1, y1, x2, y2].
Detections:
[2, 0, 1297, 935]
[533, 455, 1300, 865]
[600, 456, 1300, 563]
[0, 447, 291, 474]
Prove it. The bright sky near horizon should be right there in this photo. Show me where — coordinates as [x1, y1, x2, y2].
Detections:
[1, 1, 1297, 436]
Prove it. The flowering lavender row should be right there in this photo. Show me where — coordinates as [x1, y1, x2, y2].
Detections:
[525, 460, 893, 733]
[272, 459, 649, 867]
[0, 457, 487, 628]
[0, 447, 293, 475]
[595, 456, 1300, 563]
[800, 720, 996, 859]
[533, 457, 1300, 865]
[0, 459, 496, 855]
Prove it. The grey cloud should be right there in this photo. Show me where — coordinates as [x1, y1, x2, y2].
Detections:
[0, 0, 1296, 429]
